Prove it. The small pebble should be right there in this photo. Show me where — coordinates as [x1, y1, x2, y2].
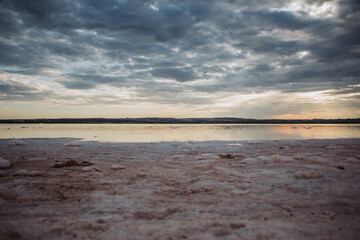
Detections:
[111, 164, 125, 170]
[96, 219, 106, 224]
[81, 166, 101, 172]
[218, 154, 235, 159]
[0, 158, 11, 169]
[0, 170, 7, 177]
[198, 153, 218, 160]
[171, 155, 186, 160]
[9, 140, 27, 146]
[294, 170, 324, 179]
[64, 142, 81, 147]
[12, 169, 43, 176]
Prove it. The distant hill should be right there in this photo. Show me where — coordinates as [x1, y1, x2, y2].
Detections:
[0, 118, 359, 124]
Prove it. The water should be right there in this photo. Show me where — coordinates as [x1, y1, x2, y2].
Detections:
[1, 124, 360, 142]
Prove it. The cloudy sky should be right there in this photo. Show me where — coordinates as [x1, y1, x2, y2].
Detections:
[0, 0, 359, 119]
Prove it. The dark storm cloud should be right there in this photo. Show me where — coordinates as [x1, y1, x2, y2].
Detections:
[0, 42, 44, 70]
[60, 81, 96, 90]
[60, 73, 127, 89]
[0, 7, 23, 37]
[328, 86, 360, 95]
[235, 38, 303, 55]
[70, 74, 124, 84]
[0, 80, 36, 93]
[151, 68, 197, 82]
[241, 10, 317, 30]
[0, 79, 54, 101]
[0, 0, 359, 104]
[247, 64, 275, 73]
[306, 30, 360, 61]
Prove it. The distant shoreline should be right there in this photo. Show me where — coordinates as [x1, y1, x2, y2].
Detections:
[1, 118, 359, 124]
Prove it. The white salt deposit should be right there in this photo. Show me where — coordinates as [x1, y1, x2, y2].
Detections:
[12, 169, 28, 176]
[294, 170, 324, 179]
[270, 154, 293, 162]
[228, 143, 243, 146]
[0, 157, 11, 169]
[12, 169, 43, 176]
[243, 157, 257, 164]
[171, 154, 186, 160]
[0, 138, 359, 240]
[199, 153, 218, 159]
[257, 155, 271, 162]
[8, 139, 27, 146]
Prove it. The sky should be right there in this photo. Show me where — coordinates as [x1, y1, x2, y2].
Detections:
[0, 0, 359, 119]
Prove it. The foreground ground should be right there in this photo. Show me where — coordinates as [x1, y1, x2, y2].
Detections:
[0, 138, 360, 239]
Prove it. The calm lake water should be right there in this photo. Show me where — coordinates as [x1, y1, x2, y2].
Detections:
[1, 124, 360, 142]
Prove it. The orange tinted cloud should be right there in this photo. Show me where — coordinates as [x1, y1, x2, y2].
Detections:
[267, 112, 328, 120]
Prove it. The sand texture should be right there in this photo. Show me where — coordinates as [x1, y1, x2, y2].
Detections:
[0, 138, 360, 239]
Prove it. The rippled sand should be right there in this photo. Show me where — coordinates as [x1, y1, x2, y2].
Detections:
[0, 138, 360, 239]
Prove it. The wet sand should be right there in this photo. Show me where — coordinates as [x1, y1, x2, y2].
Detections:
[1, 138, 360, 239]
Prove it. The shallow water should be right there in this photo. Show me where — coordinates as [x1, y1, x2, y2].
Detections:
[1, 124, 360, 142]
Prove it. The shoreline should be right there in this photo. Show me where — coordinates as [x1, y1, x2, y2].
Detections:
[2, 124, 360, 142]
[1, 117, 360, 124]
[1, 138, 360, 239]
[1, 137, 360, 144]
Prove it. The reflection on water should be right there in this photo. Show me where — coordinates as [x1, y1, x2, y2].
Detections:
[0, 124, 360, 142]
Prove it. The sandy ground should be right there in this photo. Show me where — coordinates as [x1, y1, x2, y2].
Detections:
[0, 138, 360, 240]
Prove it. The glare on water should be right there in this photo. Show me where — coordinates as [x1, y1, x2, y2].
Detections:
[0, 124, 359, 142]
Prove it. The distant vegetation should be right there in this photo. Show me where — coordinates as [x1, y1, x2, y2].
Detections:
[0, 118, 359, 124]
